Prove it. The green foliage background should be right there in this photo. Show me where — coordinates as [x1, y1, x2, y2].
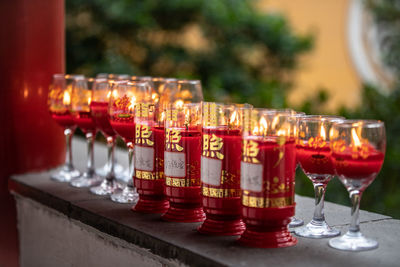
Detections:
[66, 0, 400, 218]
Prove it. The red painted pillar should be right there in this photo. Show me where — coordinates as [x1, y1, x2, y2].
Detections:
[0, 1, 65, 266]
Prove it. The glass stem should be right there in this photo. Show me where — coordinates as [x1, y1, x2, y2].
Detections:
[349, 190, 362, 233]
[86, 132, 95, 175]
[127, 142, 134, 184]
[106, 136, 116, 181]
[64, 128, 74, 170]
[312, 182, 327, 223]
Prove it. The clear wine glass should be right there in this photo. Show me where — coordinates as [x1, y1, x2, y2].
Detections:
[70, 77, 103, 187]
[108, 81, 152, 203]
[329, 120, 385, 251]
[95, 73, 130, 178]
[89, 79, 121, 195]
[48, 74, 82, 182]
[294, 115, 344, 238]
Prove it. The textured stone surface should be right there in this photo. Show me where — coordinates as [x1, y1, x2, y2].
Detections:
[9, 137, 400, 267]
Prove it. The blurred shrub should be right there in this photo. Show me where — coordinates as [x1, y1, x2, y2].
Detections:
[66, 0, 312, 107]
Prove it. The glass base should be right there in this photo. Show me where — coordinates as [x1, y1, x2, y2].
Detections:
[96, 162, 125, 179]
[51, 167, 80, 183]
[289, 217, 304, 228]
[329, 231, 378, 251]
[90, 179, 119, 196]
[70, 172, 103, 188]
[110, 186, 139, 204]
[295, 220, 340, 238]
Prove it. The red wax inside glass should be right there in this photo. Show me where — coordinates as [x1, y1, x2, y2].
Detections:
[50, 111, 75, 128]
[73, 111, 96, 134]
[296, 145, 334, 175]
[199, 127, 244, 235]
[162, 127, 204, 222]
[90, 101, 115, 137]
[110, 119, 135, 143]
[239, 137, 297, 248]
[133, 124, 168, 213]
[332, 150, 384, 180]
[201, 128, 242, 214]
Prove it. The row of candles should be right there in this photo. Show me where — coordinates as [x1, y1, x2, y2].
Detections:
[48, 74, 385, 251]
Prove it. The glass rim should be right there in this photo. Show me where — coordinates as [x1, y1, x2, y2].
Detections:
[299, 115, 345, 122]
[332, 119, 384, 128]
[177, 79, 201, 85]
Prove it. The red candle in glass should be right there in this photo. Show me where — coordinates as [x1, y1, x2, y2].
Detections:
[296, 144, 334, 176]
[133, 104, 169, 213]
[162, 103, 205, 222]
[90, 101, 116, 137]
[73, 111, 96, 133]
[198, 103, 245, 235]
[109, 94, 135, 143]
[238, 110, 297, 248]
[332, 143, 384, 182]
[51, 110, 75, 129]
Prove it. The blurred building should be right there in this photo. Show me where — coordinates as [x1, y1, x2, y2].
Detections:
[259, 0, 394, 112]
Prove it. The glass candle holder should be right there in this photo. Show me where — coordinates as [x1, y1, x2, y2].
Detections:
[133, 102, 169, 213]
[161, 103, 205, 222]
[198, 102, 246, 235]
[48, 74, 82, 182]
[238, 109, 298, 248]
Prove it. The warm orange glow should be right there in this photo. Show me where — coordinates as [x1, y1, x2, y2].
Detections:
[160, 111, 166, 122]
[320, 124, 326, 140]
[129, 96, 136, 111]
[229, 110, 238, 126]
[88, 97, 92, 105]
[174, 99, 184, 109]
[152, 92, 159, 103]
[63, 91, 71, 105]
[271, 115, 279, 130]
[351, 128, 361, 147]
[252, 126, 259, 135]
[277, 129, 286, 136]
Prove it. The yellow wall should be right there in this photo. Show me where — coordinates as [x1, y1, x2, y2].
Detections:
[258, 0, 362, 112]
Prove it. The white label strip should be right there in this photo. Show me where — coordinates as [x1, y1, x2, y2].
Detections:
[201, 156, 222, 186]
[164, 151, 186, 178]
[241, 161, 263, 192]
[134, 146, 154, 171]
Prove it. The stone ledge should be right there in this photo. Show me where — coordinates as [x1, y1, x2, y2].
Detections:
[8, 138, 400, 267]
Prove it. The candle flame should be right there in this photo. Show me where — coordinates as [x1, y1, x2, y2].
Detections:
[277, 129, 286, 136]
[107, 91, 111, 99]
[351, 128, 361, 147]
[63, 91, 71, 105]
[88, 97, 92, 105]
[129, 96, 136, 110]
[320, 124, 326, 140]
[252, 126, 259, 135]
[160, 111, 166, 122]
[152, 92, 159, 103]
[271, 115, 279, 130]
[230, 111, 237, 124]
[174, 99, 184, 109]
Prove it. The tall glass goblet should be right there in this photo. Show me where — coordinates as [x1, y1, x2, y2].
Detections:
[108, 81, 151, 203]
[95, 73, 130, 178]
[70, 77, 103, 187]
[329, 120, 385, 251]
[48, 74, 82, 182]
[294, 115, 344, 238]
[89, 79, 121, 195]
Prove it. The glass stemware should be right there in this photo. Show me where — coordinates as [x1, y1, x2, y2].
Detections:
[329, 120, 385, 251]
[108, 81, 151, 203]
[89, 79, 121, 195]
[294, 115, 344, 238]
[70, 77, 103, 187]
[48, 74, 82, 182]
[95, 73, 129, 179]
